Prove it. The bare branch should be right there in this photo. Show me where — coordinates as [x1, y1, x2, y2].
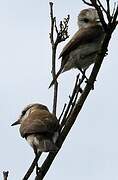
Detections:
[49, 2, 70, 115]
[97, 0, 111, 22]
[54, 17, 59, 34]
[58, 103, 67, 123]
[66, 74, 85, 120]
[106, 0, 110, 17]
[112, 2, 117, 17]
[52, 83, 58, 115]
[90, 0, 107, 31]
[49, 2, 58, 115]
[60, 74, 80, 129]
[97, 0, 107, 13]
[3, 171, 9, 180]
[49, 2, 55, 46]
[22, 152, 42, 180]
[112, 3, 118, 27]
[82, 0, 93, 6]
[34, 152, 58, 180]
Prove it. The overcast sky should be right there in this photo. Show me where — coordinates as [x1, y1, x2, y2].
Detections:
[0, 0, 118, 179]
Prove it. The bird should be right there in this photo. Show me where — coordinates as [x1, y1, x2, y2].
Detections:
[49, 8, 105, 88]
[11, 103, 59, 155]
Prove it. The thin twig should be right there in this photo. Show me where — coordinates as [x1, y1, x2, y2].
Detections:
[106, 0, 110, 18]
[22, 152, 42, 180]
[52, 81, 58, 115]
[58, 103, 67, 123]
[49, 3, 70, 115]
[112, 2, 117, 18]
[34, 152, 58, 180]
[49, 2, 58, 115]
[90, 0, 107, 31]
[66, 74, 85, 120]
[82, 0, 93, 6]
[97, 0, 107, 14]
[3, 171, 9, 180]
[54, 17, 59, 34]
[60, 74, 80, 129]
[112, 4, 118, 27]
[49, 2, 55, 45]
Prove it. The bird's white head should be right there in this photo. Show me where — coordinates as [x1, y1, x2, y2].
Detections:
[78, 8, 101, 29]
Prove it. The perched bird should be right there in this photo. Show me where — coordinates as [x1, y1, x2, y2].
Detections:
[11, 103, 59, 155]
[49, 8, 105, 88]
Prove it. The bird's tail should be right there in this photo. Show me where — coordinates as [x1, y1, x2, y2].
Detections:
[48, 68, 63, 88]
[37, 138, 58, 152]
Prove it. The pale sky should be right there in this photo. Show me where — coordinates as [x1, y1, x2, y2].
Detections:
[0, 0, 118, 180]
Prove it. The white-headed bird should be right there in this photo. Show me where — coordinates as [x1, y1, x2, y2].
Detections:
[49, 8, 105, 88]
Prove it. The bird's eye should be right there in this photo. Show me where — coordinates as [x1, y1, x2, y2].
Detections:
[83, 18, 89, 23]
[22, 110, 26, 116]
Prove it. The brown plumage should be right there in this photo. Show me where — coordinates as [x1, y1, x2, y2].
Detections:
[49, 8, 105, 88]
[11, 103, 59, 154]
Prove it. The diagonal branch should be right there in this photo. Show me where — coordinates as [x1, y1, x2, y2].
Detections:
[22, 152, 42, 180]
[82, 0, 93, 6]
[112, 4, 118, 27]
[58, 103, 67, 123]
[60, 74, 80, 129]
[60, 73, 85, 130]
[66, 74, 85, 120]
[112, 2, 117, 18]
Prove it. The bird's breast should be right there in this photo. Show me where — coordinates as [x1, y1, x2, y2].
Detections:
[26, 134, 39, 149]
[63, 39, 103, 71]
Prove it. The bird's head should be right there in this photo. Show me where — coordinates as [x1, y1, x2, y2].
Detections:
[78, 8, 101, 29]
[11, 103, 49, 126]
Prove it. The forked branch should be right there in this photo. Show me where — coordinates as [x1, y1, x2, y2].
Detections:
[49, 2, 70, 115]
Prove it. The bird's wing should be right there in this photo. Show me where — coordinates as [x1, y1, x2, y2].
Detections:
[20, 111, 59, 138]
[59, 25, 104, 59]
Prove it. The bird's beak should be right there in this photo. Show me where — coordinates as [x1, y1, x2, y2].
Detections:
[11, 119, 21, 126]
